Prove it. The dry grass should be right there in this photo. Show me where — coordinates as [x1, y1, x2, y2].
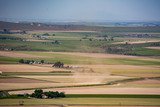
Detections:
[0, 64, 54, 72]
[18, 73, 129, 84]
[113, 40, 160, 45]
[9, 87, 160, 95]
[0, 51, 43, 58]
[118, 79, 160, 88]
[146, 47, 160, 50]
[77, 65, 160, 77]
[1, 105, 158, 107]
[41, 51, 159, 61]
[0, 83, 81, 91]
[0, 77, 48, 83]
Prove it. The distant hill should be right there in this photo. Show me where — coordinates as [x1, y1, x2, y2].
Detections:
[0, 21, 97, 31]
[0, 21, 160, 33]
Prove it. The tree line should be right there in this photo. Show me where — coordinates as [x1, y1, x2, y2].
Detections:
[30, 89, 65, 99]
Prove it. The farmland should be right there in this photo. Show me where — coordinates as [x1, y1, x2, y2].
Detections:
[0, 23, 160, 106]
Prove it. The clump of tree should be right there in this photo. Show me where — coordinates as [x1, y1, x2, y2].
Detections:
[31, 89, 43, 98]
[89, 38, 93, 41]
[43, 33, 50, 36]
[19, 59, 45, 64]
[51, 40, 61, 44]
[52, 61, 64, 68]
[18, 59, 34, 64]
[31, 89, 65, 99]
[40, 60, 44, 64]
[44, 91, 65, 98]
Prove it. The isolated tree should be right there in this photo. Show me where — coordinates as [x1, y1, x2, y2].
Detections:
[55, 40, 60, 44]
[59, 92, 65, 98]
[19, 59, 24, 63]
[110, 37, 114, 41]
[32, 89, 43, 98]
[89, 38, 92, 41]
[53, 61, 64, 68]
[40, 60, 44, 64]
[43, 33, 49, 36]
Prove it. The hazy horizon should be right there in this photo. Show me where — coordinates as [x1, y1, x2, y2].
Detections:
[0, 0, 160, 22]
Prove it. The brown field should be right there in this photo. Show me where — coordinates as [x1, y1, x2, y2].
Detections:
[0, 77, 50, 83]
[0, 51, 42, 58]
[9, 87, 160, 95]
[75, 64, 160, 77]
[1, 105, 58, 107]
[0, 64, 53, 72]
[1, 105, 159, 107]
[45, 87, 160, 95]
[111, 79, 160, 88]
[113, 40, 160, 45]
[0, 82, 83, 91]
[70, 106, 160, 107]
[126, 79, 160, 84]
[18, 73, 129, 84]
[43, 51, 159, 61]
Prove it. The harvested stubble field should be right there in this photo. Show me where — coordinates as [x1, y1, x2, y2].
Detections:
[9, 87, 160, 95]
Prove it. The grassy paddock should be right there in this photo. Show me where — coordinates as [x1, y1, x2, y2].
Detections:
[0, 98, 160, 106]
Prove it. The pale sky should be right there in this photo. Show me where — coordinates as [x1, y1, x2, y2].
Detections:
[0, 0, 160, 22]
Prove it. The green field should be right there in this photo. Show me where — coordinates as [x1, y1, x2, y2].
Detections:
[0, 98, 160, 106]
[0, 31, 160, 55]
[0, 51, 160, 65]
